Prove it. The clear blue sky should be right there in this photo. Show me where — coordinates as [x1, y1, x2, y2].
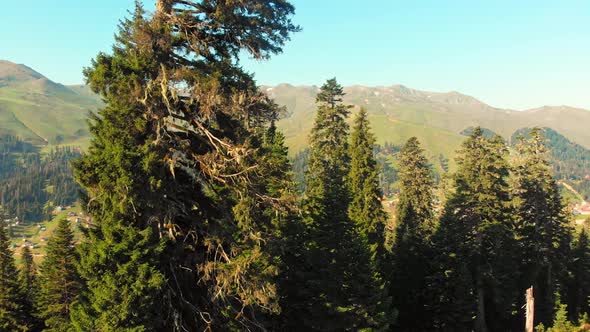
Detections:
[2, 0, 589, 110]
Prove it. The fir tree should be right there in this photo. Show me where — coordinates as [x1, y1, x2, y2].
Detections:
[0, 223, 27, 331]
[19, 245, 40, 330]
[431, 128, 518, 331]
[72, 1, 299, 330]
[285, 79, 391, 331]
[512, 127, 573, 327]
[36, 218, 80, 331]
[348, 108, 387, 263]
[390, 137, 436, 331]
[566, 229, 590, 323]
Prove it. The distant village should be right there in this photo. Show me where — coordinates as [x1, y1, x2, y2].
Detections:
[2, 205, 92, 256]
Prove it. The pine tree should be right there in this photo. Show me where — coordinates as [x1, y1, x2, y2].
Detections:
[19, 245, 40, 330]
[0, 223, 27, 331]
[512, 127, 573, 327]
[567, 230, 590, 323]
[390, 137, 436, 331]
[72, 1, 299, 330]
[348, 108, 387, 263]
[284, 79, 391, 331]
[36, 218, 80, 331]
[431, 128, 518, 331]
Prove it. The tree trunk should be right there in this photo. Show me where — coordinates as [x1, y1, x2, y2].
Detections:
[525, 286, 535, 332]
[475, 277, 488, 332]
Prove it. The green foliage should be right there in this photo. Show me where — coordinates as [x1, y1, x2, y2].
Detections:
[349, 108, 388, 262]
[566, 229, 590, 323]
[431, 128, 518, 331]
[0, 135, 80, 222]
[512, 127, 590, 200]
[390, 137, 436, 331]
[19, 245, 41, 329]
[512, 127, 573, 326]
[283, 79, 391, 331]
[72, 1, 299, 330]
[36, 218, 80, 331]
[0, 223, 28, 331]
[547, 296, 576, 332]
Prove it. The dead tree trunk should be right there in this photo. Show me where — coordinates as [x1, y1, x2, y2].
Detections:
[526, 286, 535, 332]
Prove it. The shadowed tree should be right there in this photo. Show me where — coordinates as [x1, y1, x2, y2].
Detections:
[0, 223, 27, 331]
[390, 137, 436, 331]
[431, 128, 518, 332]
[512, 127, 573, 327]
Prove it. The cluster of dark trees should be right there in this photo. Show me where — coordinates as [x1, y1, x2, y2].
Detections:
[0, 136, 80, 221]
[512, 128, 590, 200]
[0, 1, 589, 331]
[292, 142, 399, 197]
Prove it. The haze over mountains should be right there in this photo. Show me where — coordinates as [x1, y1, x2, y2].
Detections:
[1, 59, 589, 160]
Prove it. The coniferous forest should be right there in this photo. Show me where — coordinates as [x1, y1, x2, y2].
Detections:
[1, 1, 590, 331]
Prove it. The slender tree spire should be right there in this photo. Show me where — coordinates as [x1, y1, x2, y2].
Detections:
[349, 108, 387, 262]
[390, 136, 435, 331]
[0, 223, 27, 331]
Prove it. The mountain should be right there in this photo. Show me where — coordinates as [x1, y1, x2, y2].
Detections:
[2, 59, 589, 163]
[0, 60, 101, 145]
[268, 84, 590, 156]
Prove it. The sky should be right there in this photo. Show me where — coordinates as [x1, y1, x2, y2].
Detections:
[1, 0, 589, 110]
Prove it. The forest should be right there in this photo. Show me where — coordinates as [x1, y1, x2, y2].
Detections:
[0, 1, 589, 331]
[0, 135, 80, 222]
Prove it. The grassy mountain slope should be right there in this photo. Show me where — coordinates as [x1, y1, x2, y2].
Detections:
[269, 85, 590, 157]
[0, 60, 101, 145]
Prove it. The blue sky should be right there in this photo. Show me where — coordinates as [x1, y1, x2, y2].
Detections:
[2, 0, 589, 110]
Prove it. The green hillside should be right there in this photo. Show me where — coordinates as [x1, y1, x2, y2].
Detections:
[269, 85, 590, 157]
[0, 60, 101, 145]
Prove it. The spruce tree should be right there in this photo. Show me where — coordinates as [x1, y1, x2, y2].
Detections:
[72, 1, 299, 330]
[567, 230, 590, 323]
[431, 128, 517, 331]
[36, 218, 80, 331]
[348, 108, 387, 263]
[19, 245, 40, 330]
[285, 79, 391, 331]
[0, 223, 27, 331]
[390, 137, 435, 331]
[512, 127, 573, 327]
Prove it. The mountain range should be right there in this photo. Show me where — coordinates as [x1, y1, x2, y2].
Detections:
[1, 60, 589, 168]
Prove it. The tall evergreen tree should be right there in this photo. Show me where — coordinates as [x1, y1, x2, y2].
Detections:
[19, 245, 40, 330]
[36, 218, 80, 331]
[431, 128, 518, 331]
[390, 137, 436, 331]
[72, 1, 299, 330]
[512, 127, 573, 327]
[284, 79, 391, 331]
[567, 229, 590, 323]
[0, 223, 27, 331]
[348, 108, 387, 263]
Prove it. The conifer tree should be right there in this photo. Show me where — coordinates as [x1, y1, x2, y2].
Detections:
[0, 223, 27, 331]
[348, 108, 387, 263]
[431, 128, 517, 331]
[72, 1, 299, 330]
[285, 79, 391, 331]
[390, 137, 435, 331]
[36, 218, 80, 331]
[567, 230, 590, 323]
[512, 127, 572, 327]
[19, 245, 40, 330]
